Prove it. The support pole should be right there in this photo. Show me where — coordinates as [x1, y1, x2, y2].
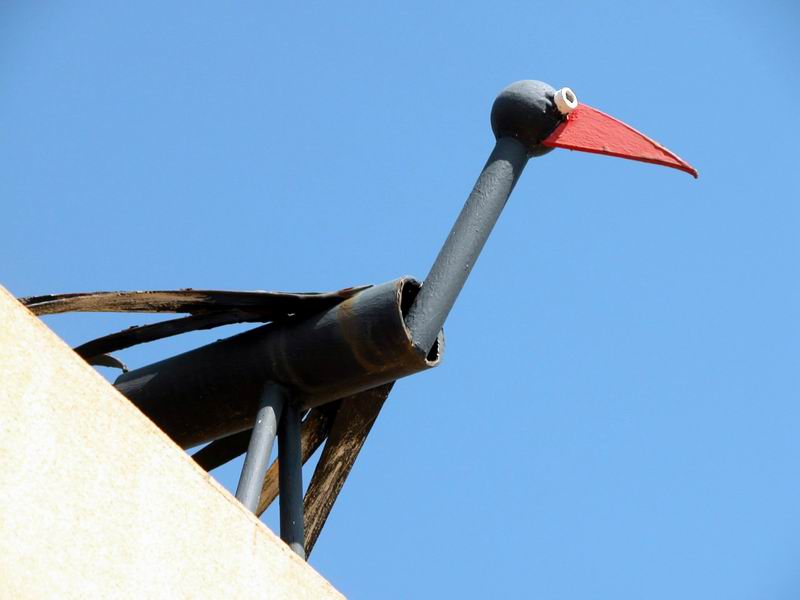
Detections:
[235, 382, 285, 512]
[405, 136, 529, 354]
[278, 398, 305, 559]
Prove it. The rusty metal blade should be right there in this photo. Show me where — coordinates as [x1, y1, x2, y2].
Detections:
[85, 353, 129, 372]
[20, 286, 369, 316]
[256, 403, 340, 516]
[302, 382, 393, 556]
[191, 429, 252, 472]
[73, 310, 271, 359]
[23, 285, 371, 372]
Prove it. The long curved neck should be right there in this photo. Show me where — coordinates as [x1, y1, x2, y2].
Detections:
[405, 136, 529, 354]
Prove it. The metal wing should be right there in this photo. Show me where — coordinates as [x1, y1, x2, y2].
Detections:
[20, 287, 368, 316]
[19, 286, 369, 368]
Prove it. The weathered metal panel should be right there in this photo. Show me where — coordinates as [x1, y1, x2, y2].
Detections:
[20, 287, 366, 316]
[303, 382, 393, 556]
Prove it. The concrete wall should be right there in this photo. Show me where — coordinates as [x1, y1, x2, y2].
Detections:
[0, 286, 343, 599]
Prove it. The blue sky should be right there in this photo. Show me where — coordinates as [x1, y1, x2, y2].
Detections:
[2, 2, 799, 598]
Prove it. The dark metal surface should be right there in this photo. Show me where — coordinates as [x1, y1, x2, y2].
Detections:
[115, 278, 443, 449]
[303, 382, 393, 556]
[278, 399, 305, 559]
[405, 136, 529, 354]
[235, 383, 285, 512]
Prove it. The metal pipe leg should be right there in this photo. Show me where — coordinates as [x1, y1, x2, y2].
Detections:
[278, 399, 305, 559]
[235, 382, 285, 512]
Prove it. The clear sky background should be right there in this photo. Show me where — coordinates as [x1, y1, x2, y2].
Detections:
[2, 2, 799, 598]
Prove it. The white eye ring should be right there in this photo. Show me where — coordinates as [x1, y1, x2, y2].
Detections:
[554, 87, 578, 115]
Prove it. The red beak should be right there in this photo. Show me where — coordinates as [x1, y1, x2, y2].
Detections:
[542, 104, 698, 178]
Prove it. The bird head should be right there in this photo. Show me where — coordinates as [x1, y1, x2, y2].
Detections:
[490, 80, 697, 177]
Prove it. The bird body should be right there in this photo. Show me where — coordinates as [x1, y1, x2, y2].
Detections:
[20, 80, 696, 557]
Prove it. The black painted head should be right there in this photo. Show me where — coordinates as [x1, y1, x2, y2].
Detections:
[491, 80, 563, 157]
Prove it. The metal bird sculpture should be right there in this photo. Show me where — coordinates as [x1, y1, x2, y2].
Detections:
[21, 80, 696, 559]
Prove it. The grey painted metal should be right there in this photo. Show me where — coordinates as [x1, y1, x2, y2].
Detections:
[278, 399, 305, 559]
[115, 278, 443, 449]
[406, 80, 563, 354]
[235, 382, 285, 512]
[405, 136, 529, 354]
